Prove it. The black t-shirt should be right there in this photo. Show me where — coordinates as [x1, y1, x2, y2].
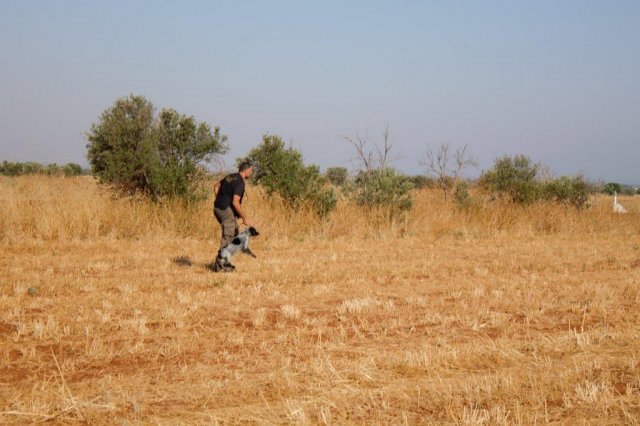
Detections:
[214, 173, 245, 215]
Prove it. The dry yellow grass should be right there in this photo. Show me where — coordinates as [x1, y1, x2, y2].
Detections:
[1, 176, 639, 424]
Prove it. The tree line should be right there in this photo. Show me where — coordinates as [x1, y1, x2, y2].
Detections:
[8, 95, 636, 218]
[0, 161, 88, 176]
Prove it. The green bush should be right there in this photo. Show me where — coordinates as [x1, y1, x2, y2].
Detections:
[312, 186, 339, 217]
[86, 95, 228, 201]
[23, 162, 45, 175]
[408, 175, 435, 190]
[348, 168, 413, 218]
[243, 135, 337, 217]
[542, 175, 590, 209]
[61, 163, 85, 176]
[481, 155, 593, 208]
[453, 181, 476, 210]
[325, 167, 348, 186]
[603, 182, 622, 195]
[480, 155, 541, 204]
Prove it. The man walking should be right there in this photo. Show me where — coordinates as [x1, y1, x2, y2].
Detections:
[212, 161, 254, 272]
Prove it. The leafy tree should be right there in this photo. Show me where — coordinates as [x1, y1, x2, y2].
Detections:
[152, 108, 228, 199]
[86, 95, 227, 201]
[243, 135, 337, 216]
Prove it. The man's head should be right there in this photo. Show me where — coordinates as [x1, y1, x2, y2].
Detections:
[238, 161, 254, 179]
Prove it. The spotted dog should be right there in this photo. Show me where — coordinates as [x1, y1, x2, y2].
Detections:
[213, 226, 260, 272]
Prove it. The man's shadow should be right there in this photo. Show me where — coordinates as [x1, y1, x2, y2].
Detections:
[171, 255, 216, 272]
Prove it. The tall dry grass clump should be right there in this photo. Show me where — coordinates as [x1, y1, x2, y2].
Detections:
[0, 176, 213, 242]
[1, 175, 637, 243]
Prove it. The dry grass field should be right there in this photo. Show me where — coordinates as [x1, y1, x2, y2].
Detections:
[1, 176, 639, 424]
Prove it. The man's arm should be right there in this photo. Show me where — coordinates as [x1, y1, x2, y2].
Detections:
[232, 194, 251, 226]
[213, 180, 221, 197]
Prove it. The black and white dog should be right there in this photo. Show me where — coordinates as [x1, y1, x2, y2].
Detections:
[214, 226, 260, 272]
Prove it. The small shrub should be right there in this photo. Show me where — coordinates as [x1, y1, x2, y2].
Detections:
[313, 187, 339, 217]
[480, 155, 541, 204]
[344, 127, 414, 219]
[603, 182, 622, 195]
[543, 175, 590, 209]
[325, 167, 348, 186]
[61, 163, 85, 176]
[409, 175, 435, 190]
[348, 168, 413, 218]
[453, 181, 476, 210]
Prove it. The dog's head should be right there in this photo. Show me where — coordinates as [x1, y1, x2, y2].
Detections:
[247, 226, 260, 237]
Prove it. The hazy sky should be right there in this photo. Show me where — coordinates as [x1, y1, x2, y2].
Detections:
[1, 1, 638, 183]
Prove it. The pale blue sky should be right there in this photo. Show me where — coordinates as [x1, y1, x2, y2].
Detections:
[1, 1, 638, 183]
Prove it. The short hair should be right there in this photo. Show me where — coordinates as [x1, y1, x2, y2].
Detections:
[238, 161, 254, 172]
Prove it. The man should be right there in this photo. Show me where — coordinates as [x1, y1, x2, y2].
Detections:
[212, 161, 254, 271]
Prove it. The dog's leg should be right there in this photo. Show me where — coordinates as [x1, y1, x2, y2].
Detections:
[220, 256, 235, 272]
[242, 247, 257, 258]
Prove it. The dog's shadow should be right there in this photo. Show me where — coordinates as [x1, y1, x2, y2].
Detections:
[171, 255, 216, 272]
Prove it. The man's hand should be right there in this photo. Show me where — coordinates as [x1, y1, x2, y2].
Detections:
[232, 195, 250, 227]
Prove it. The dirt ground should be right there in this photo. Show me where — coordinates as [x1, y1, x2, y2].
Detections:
[2, 231, 639, 424]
